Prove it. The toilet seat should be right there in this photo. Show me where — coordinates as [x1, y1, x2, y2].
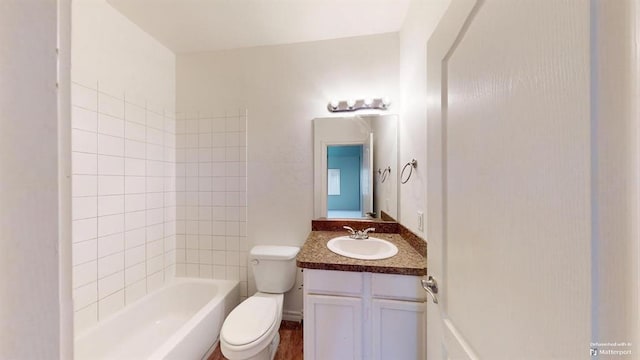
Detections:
[221, 296, 278, 346]
[220, 293, 283, 360]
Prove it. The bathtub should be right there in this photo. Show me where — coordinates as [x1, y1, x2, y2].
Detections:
[75, 278, 240, 360]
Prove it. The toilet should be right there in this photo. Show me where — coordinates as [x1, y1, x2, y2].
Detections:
[220, 245, 300, 360]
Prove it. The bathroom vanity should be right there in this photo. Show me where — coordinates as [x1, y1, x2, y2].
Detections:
[297, 229, 427, 360]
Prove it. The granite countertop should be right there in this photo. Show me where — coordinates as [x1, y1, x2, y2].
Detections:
[296, 231, 427, 276]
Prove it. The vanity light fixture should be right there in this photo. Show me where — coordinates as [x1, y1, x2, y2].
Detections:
[327, 97, 391, 112]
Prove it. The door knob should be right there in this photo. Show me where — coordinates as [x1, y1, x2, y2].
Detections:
[421, 275, 439, 304]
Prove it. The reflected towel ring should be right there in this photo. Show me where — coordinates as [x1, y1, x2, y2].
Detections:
[377, 166, 391, 183]
[401, 159, 417, 184]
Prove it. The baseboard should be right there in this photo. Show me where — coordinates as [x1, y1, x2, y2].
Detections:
[282, 309, 303, 322]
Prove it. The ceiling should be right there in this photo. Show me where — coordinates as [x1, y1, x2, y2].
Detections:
[107, 0, 411, 53]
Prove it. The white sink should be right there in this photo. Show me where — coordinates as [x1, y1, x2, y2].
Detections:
[327, 236, 398, 260]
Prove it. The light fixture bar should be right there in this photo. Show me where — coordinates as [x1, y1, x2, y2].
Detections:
[327, 97, 391, 112]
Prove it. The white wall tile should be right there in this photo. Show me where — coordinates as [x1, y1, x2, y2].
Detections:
[146, 224, 164, 242]
[125, 211, 146, 231]
[98, 155, 124, 175]
[125, 263, 146, 286]
[125, 121, 146, 142]
[146, 160, 164, 176]
[146, 144, 164, 161]
[73, 175, 98, 197]
[125, 228, 146, 249]
[98, 252, 124, 279]
[98, 93, 124, 119]
[124, 177, 145, 195]
[72, 106, 98, 132]
[73, 152, 97, 175]
[98, 214, 124, 237]
[98, 195, 124, 216]
[146, 177, 164, 193]
[72, 129, 97, 154]
[147, 111, 163, 130]
[98, 290, 124, 320]
[97, 134, 124, 156]
[97, 232, 124, 257]
[146, 238, 164, 261]
[125, 194, 146, 213]
[73, 261, 97, 288]
[98, 271, 124, 298]
[125, 103, 145, 125]
[146, 208, 164, 225]
[73, 83, 98, 111]
[125, 245, 145, 267]
[73, 282, 97, 311]
[125, 279, 146, 304]
[124, 158, 145, 176]
[98, 176, 124, 196]
[73, 218, 97, 243]
[147, 128, 164, 145]
[98, 114, 125, 137]
[73, 239, 97, 266]
[147, 271, 164, 292]
[146, 193, 163, 209]
[125, 140, 146, 159]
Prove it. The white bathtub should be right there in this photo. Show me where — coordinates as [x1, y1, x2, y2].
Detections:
[75, 278, 240, 360]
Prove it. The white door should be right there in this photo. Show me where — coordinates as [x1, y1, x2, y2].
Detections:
[361, 132, 374, 217]
[426, 0, 592, 358]
[371, 298, 426, 360]
[304, 294, 363, 360]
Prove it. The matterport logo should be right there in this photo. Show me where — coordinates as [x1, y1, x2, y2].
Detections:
[590, 342, 632, 357]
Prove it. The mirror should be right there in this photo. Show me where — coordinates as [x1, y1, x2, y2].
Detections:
[313, 114, 398, 220]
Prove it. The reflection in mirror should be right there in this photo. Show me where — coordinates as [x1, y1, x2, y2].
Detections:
[313, 115, 398, 220]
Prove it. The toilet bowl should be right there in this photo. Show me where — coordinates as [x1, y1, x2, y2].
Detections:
[220, 246, 299, 360]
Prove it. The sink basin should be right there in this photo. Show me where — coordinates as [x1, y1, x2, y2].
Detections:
[327, 236, 398, 260]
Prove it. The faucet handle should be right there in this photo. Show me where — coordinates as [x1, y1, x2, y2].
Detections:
[343, 226, 356, 237]
[362, 227, 376, 234]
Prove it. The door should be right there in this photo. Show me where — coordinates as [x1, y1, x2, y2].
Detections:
[304, 294, 363, 360]
[371, 298, 426, 360]
[426, 0, 592, 358]
[361, 132, 373, 217]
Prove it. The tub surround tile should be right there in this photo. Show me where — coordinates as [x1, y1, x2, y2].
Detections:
[296, 231, 426, 276]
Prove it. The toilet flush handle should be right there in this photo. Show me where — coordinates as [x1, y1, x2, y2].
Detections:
[251, 259, 259, 265]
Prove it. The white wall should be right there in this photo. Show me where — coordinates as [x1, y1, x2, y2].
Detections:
[398, 0, 450, 236]
[177, 33, 399, 315]
[71, 0, 176, 333]
[0, 1, 63, 358]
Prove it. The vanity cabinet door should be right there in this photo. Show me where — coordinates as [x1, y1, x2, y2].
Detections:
[371, 298, 426, 360]
[304, 294, 363, 360]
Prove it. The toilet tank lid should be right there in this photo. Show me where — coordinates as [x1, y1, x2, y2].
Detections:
[250, 245, 300, 260]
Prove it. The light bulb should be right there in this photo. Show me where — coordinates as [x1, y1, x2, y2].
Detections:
[329, 99, 339, 110]
[364, 98, 373, 107]
[346, 99, 356, 108]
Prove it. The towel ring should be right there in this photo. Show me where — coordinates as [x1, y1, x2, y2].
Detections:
[401, 159, 417, 184]
[377, 166, 391, 183]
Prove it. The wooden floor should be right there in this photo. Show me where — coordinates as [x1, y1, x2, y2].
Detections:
[208, 321, 303, 360]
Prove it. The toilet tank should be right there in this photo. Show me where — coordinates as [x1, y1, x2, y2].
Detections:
[250, 245, 300, 293]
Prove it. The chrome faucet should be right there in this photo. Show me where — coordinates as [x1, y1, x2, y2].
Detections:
[343, 226, 376, 239]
